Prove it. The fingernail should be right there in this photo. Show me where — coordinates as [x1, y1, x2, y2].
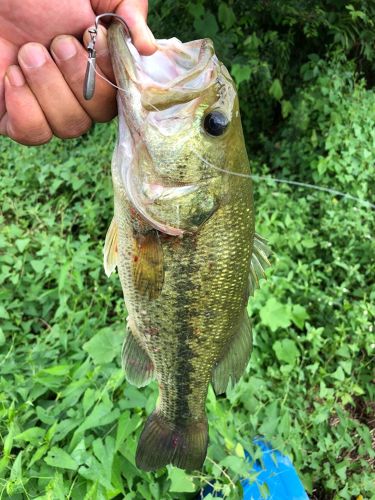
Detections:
[19, 44, 47, 69]
[98, 25, 108, 39]
[145, 26, 156, 46]
[51, 36, 77, 61]
[6, 66, 25, 87]
[138, 26, 157, 55]
[135, 25, 157, 55]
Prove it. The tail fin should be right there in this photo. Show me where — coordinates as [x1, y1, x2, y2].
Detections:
[135, 411, 208, 471]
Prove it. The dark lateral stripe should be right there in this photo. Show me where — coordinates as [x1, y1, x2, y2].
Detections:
[167, 236, 197, 421]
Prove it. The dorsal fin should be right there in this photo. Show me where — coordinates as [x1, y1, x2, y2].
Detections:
[103, 217, 118, 277]
[248, 233, 271, 296]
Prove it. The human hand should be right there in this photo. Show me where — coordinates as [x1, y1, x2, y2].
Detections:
[0, 0, 155, 145]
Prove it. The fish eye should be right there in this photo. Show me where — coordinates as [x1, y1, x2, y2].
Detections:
[203, 111, 229, 137]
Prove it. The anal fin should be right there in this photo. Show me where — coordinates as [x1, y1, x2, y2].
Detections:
[212, 311, 252, 395]
[122, 321, 154, 387]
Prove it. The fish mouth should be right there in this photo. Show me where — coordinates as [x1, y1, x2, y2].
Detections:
[109, 21, 218, 110]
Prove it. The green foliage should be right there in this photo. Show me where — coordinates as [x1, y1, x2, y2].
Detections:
[1, 1, 374, 499]
[149, 0, 375, 149]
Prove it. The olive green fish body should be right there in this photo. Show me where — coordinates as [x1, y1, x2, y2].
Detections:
[105, 22, 268, 471]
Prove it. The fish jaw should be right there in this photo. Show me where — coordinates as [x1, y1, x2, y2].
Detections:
[108, 22, 228, 235]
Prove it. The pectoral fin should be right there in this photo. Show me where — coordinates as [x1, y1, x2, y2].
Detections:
[132, 230, 164, 299]
[212, 311, 252, 395]
[103, 217, 118, 277]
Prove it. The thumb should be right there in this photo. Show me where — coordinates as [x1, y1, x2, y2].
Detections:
[93, 0, 156, 55]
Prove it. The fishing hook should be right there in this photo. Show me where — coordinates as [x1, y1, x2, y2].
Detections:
[83, 12, 131, 100]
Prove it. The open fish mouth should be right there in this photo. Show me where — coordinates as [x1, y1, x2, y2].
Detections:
[110, 25, 218, 107]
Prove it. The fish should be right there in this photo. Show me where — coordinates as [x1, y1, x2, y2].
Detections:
[104, 21, 270, 472]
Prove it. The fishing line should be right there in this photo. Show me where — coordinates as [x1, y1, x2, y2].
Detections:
[192, 149, 375, 209]
[89, 60, 375, 210]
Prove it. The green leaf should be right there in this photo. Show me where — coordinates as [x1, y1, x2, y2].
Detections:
[45, 447, 78, 470]
[291, 304, 309, 329]
[260, 298, 291, 332]
[10, 452, 23, 481]
[281, 99, 293, 118]
[273, 339, 300, 365]
[6, 452, 24, 496]
[35, 364, 71, 389]
[193, 11, 218, 39]
[30, 259, 46, 273]
[219, 455, 248, 475]
[231, 64, 251, 87]
[15, 238, 30, 252]
[3, 424, 15, 456]
[121, 385, 148, 409]
[218, 3, 236, 29]
[269, 78, 283, 100]
[168, 467, 197, 493]
[82, 388, 96, 415]
[115, 412, 142, 451]
[339, 360, 352, 374]
[331, 366, 345, 381]
[29, 444, 49, 468]
[42, 365, 71, 376]
[235, 442, 245, 459]
[15, 427, 45, 445]
[70, 401, 120, 450]
[0, 304, 9, 319]
[45, 473, 67, 499]
[187, 3, 204, 20]
[83, 327, 123, 364]
[78, 457, 113, 491]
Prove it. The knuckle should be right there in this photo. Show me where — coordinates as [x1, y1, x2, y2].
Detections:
[9, 123, 52, 146]
[55, 116, 92, 139]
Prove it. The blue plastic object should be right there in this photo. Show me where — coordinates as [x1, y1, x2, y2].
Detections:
[201, 439, 309, 500]
[241, 439, 309, 500]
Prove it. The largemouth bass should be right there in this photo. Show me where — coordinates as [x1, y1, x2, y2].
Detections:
[105, 21, 270, 471]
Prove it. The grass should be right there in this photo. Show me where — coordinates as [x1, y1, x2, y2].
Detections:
[0, 63, 374, 500]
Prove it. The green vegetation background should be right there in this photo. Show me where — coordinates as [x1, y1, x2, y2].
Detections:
[0, 1, 374, 499]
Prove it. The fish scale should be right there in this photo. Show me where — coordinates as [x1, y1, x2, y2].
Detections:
[104, 21, 270, 471]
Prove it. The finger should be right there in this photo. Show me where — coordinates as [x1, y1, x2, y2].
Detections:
[0, 65, 52, 145]
[92, 0, 156, 55]
[82, 25, 114, 82]
[51, 32, 116, 122]
[0, 38, 18, 119]
[117, 0, 156, 55]
[18, 43, 92, 139]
